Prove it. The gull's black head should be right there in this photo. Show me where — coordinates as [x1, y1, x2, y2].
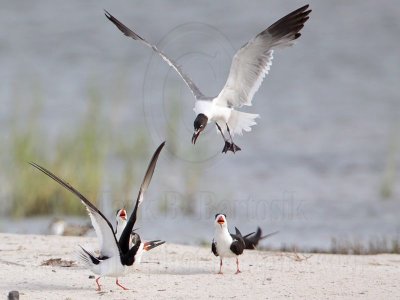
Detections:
[192, 114, 208, 144]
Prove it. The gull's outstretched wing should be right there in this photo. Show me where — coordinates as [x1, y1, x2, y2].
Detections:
[216, 5, 311, 108]
[29, 162, 120, 259]
[119, 141, 165, 254]
[105, 11, 206, 100]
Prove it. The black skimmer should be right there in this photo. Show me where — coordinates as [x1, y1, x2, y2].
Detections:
[114, 208, 127, 241]
[212, 214, 278, 274]
[105, 5, 311, 153]
[30, 142, 166, 291]
[114, 208, 162, 265]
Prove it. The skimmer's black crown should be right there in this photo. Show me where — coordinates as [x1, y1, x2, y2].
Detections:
[214, 213, 227, 219]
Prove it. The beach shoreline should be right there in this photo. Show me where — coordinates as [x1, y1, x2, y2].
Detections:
[0, 233, 398, 299]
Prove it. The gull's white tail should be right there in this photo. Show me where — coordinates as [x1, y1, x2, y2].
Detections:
[218, 110, 259, 136]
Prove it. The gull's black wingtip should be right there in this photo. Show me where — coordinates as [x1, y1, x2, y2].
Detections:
[104, 10, 118, 24]
[300, 4, 310, 11]
[296, 4, 312, 16]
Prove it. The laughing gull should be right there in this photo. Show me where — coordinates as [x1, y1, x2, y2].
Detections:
[30, 142, 165, 291]
[105, 5, 311, 153]
[212, 214, 278, 274]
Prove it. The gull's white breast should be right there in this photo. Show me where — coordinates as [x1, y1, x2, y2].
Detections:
[194, 100, 232, 123]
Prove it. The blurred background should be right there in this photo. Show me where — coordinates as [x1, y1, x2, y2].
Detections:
[0, 0, 399, 253]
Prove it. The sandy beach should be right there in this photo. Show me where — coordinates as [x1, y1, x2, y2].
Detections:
[0, 233, 398, 299]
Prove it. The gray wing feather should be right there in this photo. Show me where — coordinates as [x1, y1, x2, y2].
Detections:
[216, 5, 311, 108]
[105, 11, 206, 100]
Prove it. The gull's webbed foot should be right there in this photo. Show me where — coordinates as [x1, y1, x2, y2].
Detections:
[229, 143, 241, 153]
[222, 141, 231, 153]
[222, 142, 241, 154]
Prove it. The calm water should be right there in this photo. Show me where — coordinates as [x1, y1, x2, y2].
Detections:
[0, 0, 399, 250]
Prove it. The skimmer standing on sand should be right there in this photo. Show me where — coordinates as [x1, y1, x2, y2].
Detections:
[30, 142, 166, 291]
[212, 214, 278, 274]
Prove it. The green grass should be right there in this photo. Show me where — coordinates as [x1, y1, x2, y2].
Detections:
[2, 76, 208, 218]
[3, 78, 152, 217]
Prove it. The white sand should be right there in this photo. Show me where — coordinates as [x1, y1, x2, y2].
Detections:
[0, 233, 398, 299]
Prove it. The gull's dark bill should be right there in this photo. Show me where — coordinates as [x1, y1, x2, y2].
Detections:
[192, 130, 201, 144]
